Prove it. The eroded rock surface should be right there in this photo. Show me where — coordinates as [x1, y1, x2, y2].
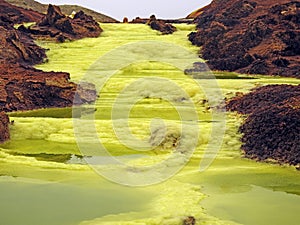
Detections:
[0, 22, 46, 64]
[189, 0, 300, 77]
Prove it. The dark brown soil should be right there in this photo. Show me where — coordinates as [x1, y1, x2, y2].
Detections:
[226, 85, 300, 167]
[189, 0, 300, 77]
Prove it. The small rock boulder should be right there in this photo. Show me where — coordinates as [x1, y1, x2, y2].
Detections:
[147, 15, 176, 35]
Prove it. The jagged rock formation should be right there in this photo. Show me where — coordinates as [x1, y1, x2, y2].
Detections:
[226, 85, 300, 167]
[5, 0, 118, 23]
[0, 0, 42, 23]
[0, 5, 97, 143]
[189, 0, 300, 77]
[0, 23, 46, 64]
[20, 4, 103, 42]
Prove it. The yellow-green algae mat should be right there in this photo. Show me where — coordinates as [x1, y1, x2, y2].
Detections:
[0, 23, 299, 225]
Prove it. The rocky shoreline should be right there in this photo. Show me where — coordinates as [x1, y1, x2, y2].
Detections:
[0, 1, 98, 143]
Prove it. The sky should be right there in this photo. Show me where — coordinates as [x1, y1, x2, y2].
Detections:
[36, 0, 212, 21]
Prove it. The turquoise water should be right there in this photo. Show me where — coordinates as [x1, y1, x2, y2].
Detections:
[0, 23, 299, 225]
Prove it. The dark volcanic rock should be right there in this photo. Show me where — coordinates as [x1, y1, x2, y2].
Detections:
[130, 15, 177, 34]
[22, 4, 103, 42]
[147, 15, 176, 34]
[0, 0, 43, 24]
[130, 17, 148, 24]
[226, 85, 300, 167]
[240, 105, 300, 166]
[189, 0, 300, 77]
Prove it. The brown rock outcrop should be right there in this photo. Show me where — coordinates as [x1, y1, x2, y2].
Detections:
[0, 111, 9, 143]
[130, 17, 191, 24]
[20, 4, 103, 42]
[123, 17, 128, 23]
[189, 0, 300, 77]
[0, 4, 97, 143]
[226, 85, 300, 167]
[130, 15, 177, 34]
[0, 63, 96, 112]
[0, 0, 43, 24]
[147, 15, 176, 35]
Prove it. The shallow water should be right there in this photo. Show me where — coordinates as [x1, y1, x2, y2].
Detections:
[1, 23, 300, 225]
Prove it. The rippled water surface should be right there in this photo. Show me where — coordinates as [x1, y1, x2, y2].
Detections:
[1, 23, 300, 225]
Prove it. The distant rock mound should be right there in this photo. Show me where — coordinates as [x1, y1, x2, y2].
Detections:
[5, 0, 118, 23]
[189, 0, 300, 77]
[20, 4, 103, 42]
[147, 15, 176, 35]
[129, 15, 177, 35]
[226, 84, 300, 167]
[0, 0, 42, 23]
[130, 16, 191, 25]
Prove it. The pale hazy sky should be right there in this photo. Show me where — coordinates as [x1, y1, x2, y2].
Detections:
[36, 0, 212, 21]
